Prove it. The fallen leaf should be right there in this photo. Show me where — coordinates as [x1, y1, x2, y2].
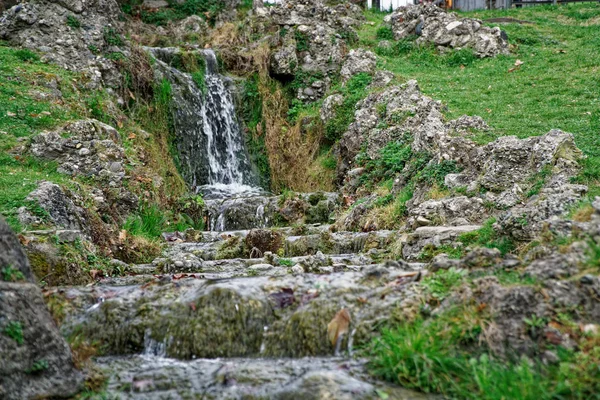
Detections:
[327, 308, 351, 347]
[128, 132, 136, 140]
[514, 59, 524, 66]
[118, 229, 127, 242]
[356, 297, 368, 304]
[6, 111, 16, 117]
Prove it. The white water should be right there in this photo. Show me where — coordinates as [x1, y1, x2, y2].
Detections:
[202, 50, 246, 186]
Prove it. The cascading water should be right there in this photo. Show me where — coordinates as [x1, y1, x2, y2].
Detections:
[198, 50, 261, 198]
[148, 47, 264, 199]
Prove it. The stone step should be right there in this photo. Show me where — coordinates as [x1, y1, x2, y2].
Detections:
[154, 230, 399, 267]
[125, 253, 393, 278]
[204, 192, 339, 231]
[46, 263, 426, 360]
[402, 225, 482, 261]
[96, 355, 435, 399]
[179, 223, 331, 244]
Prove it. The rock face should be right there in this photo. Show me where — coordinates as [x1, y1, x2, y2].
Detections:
[0, 218, 83, 399]
[386, 4, 508, 58]
[337, 78, 585, 244]
[18, 181, 89, 233]
[0, 0, 123, 86]
[29, 119, 128, 187]
[266, 0, 365, 100]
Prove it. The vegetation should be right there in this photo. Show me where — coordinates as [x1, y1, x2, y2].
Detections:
[120, 0, 224, 26]
[2, 266, 25, 282]
[3, 321, 24, 345]
[369, 306, 600, 399]
[358, 4, 600, 201]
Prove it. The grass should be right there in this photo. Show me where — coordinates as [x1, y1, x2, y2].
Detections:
[357, 3, 600, 198]
[368, 306, 600, 399]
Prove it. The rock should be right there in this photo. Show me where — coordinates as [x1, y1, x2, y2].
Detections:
[407, 196, 486, 229]
[402, 225, 481, 260]
[24, 181, 89, 233]
[96, 356, 432, 399]
[340, 48, 377, 82]
[0, 219, 35, 283]
[0, 0, 123, 86]
[270, 42, 298, 76]
[0, 218, 83, 399]
[388, 5, 508, 58]
[523, 254, 580, 280]
[246, 229, 284, 256]
[265, 0, 364, 100]
[29, 119, 129, 187]
[320, 94, 344, 124]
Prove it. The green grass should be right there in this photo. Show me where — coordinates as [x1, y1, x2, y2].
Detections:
[358, 3, 600, 197]
[368, 306, 600, 399]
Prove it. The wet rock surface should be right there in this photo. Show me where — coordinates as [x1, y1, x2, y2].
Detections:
[97, 356, 435, 399]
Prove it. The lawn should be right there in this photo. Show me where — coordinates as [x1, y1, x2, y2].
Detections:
[357, 3, 600, 195]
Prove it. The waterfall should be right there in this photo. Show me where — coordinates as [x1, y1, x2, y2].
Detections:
[148, 47, 265, 199]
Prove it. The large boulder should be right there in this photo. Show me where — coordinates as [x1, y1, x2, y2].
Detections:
[0, 218, 83, 399]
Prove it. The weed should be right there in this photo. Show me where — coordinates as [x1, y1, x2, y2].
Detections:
[325, 72, 373, 142]
[3, 321, 24, 345]
[66, 15, 81, 29]
[422, 267, 467, 301]
[26, 359, 49, 374]
[294, 30, 310, 52]
[103, 27, 123, 46]
[1, 266, 25, 282]
[123, 204, 167, 239]
[376, 26, 394, 41]
[279, 258, 293, 267]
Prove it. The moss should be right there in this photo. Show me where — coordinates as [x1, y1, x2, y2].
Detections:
[216, 236, 246, 260]
[263, 302, 339, 357]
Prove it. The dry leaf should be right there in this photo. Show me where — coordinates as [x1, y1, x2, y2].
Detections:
[327, 308, 351, 347]
[118, 229, 127, 242]
[6, 111, 16, 117]
[128, 132, 136, 139]
[514, 59, 524, 66]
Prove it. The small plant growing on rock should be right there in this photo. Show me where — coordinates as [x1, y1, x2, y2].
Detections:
[66, 15, 81, 29]
[2, 266, 25, 282]
[103, 27, 123, 47]
[26, 359, 49, 374]
[3, 321, 24, 345]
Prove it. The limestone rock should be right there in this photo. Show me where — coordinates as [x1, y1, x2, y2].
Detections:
[0, 218, 83, 399]
[340, 48, 377, 82]
[0, 0, 123, 86]
[29, 119, 129, 187]
[388, 4, 508, 58]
